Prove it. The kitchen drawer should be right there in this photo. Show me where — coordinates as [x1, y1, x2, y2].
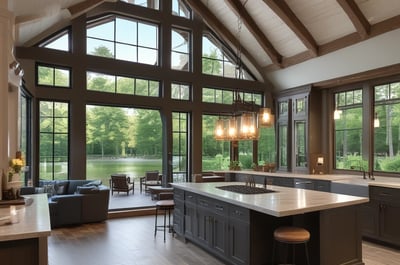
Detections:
[370, 186, 400, 202]
[185, 191, 197, 203]
[197, 195, 212, 208]
[229, 205, 249, 223]
[212, 200, 228, 215]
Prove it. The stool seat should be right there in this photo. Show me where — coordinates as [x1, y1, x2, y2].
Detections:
[156, 200, 174, 209]
[274, 226, 310, 243]
[272, 226, 311, 265]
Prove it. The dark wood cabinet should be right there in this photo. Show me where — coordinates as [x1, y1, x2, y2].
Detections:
[361, 186, 400, 247]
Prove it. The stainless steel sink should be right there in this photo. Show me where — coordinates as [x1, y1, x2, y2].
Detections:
[216, 185, 276, 194]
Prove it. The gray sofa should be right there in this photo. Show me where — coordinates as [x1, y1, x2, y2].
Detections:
[21, 180, 110, 228]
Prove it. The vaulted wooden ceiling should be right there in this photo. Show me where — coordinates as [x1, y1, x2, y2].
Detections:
[9, 0, 400, 90]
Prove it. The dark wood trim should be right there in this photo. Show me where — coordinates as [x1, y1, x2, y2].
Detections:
[313, 63, 400, 89]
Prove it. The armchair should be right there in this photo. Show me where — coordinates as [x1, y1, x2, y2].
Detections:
[110, 174, 134, 196]
[140, 171, 161, 193]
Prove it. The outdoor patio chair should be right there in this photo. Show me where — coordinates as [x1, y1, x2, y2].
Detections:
[140, 171, 161, 193]
[110, 174, 134, 196]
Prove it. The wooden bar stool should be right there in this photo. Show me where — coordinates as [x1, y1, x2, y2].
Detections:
[272, 226, 310, 265]
[154, 193, 175, 242]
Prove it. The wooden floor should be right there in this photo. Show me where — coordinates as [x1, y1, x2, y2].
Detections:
[48, 215, 400, 265]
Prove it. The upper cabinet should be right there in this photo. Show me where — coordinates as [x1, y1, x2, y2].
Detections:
[276, 86, 322, 173]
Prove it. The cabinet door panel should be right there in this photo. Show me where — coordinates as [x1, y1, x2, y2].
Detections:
[359, 201, 379, 239]
[212, 213, 227, 257]
[184, 202, 196, 240]
[380, 202, 400, 246]
[229, 218, 249, 265]
[196, 207, 212, 246]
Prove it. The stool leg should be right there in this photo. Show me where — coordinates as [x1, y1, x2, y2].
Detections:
[305, 242, 310, 265]
[163, 209, 166, 242]
[271, 240, 276, 264]
[154, 207, 158, 237]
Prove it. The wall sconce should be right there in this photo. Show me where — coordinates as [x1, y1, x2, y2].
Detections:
[374, 112, 380, 128]
[333, 109, 342, 120]
[315, 155, 325, 174]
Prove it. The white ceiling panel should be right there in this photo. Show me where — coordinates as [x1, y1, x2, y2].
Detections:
[287, 0, 355, 45]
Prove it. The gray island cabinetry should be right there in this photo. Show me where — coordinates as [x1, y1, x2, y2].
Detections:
[172, 182, 369, 265]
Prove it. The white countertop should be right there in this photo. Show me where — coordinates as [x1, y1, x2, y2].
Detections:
[0, 194, 51, 242]
[171, 182, 369, 217]
[217, 170, 400, 189]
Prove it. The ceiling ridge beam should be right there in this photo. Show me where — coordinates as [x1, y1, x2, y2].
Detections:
[263, 0, 318, 57]
[225, 0, 282, 67]
[337, 0, 370, 39]
[183, 0, 266, 78]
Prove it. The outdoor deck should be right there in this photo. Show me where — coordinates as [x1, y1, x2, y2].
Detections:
[108, 182, 163, 210]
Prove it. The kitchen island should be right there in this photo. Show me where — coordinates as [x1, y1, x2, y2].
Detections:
[172, 182, 369, 265]
[0, 194, 51, 265]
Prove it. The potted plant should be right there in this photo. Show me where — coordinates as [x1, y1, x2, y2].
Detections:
[229, 160, 241, 170]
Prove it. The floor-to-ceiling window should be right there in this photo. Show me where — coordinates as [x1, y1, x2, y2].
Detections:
[19, 88, 32, 185]
[374, 81, 400, 173]
[39, 101, 69, 180]
[172, 112, 189, 182]
[86, 105, 162, 185]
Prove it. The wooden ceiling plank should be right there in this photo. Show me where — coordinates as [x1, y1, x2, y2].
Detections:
[337, 0, 370, 39]
[263, 0, 318, 57]
[183, 0, 270, 74]
[224, 0, 282, 66]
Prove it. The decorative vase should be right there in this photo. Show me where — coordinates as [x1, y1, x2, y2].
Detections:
[6, 180, 23, 200]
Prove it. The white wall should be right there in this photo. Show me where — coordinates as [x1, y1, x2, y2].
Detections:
[267, 29, 400, 90]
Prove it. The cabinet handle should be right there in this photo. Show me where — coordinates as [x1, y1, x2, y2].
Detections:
[379, 192, 392, 197]
[215, 205, 224, 211]
[295, 181, 312, 185]
[234, 210, 243, 216]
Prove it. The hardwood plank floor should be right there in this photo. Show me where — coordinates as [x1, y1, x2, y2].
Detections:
[48, 216, 400, 265]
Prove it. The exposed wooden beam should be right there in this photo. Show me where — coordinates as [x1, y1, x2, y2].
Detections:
[263, 0, 318, 57]
[224, 0, 282, 67]
[68, 0, 107, 18]
[183, 0, 266, 76]
[313, 63, 400, 89]
[337, 0, 370, 39]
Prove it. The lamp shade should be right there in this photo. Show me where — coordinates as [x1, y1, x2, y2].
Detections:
[259, 108, 274, 127]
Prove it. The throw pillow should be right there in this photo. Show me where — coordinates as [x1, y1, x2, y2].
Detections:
[43, 184, 56, 197]
[76, 185, 99, 194]
[55, 181, 69, 195]
[83, 180, 102, 187]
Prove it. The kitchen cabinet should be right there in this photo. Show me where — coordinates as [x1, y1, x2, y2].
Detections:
[360, 186, 400, 247]
[176, 189, 251, 265]
[294, 178, 330, 192]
